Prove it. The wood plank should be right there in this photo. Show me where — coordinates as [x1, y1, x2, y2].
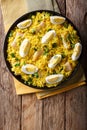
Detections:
[21, 94, 65, 130]
[0, 7, 21, 130]
[21, 94, 43, 130]
[56, 0, 66, 15]
[66, 87, 87, 130]
[0, 6, 4, 130]
[66, 0, 87, 77]
[66, 0, 87, 130]
[21, 1, 66, 130]
[42, 94, 65, 130]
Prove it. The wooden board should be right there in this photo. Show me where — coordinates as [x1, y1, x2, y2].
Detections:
[21, 94, 65, 130]
[0, 0, 87, 130]
[0, 6, 21, 130]
[66, 0, 87, 130]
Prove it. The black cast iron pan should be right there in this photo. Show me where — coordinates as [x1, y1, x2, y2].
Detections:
[3, 10, 82, 90]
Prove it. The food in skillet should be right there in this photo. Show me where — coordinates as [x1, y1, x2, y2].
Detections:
[7, 11, 82, 88]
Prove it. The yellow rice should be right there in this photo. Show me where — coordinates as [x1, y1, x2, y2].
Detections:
[7, 12, 80, 88]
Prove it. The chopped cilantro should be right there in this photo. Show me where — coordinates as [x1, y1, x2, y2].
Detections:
[38, 19, 41, 22]
[15, 57, 19, 61]
[52, 43, 57, 48]
[66, 34, 71, 42]
[34, 47, 37, 51]
[59, 67, 63, 72]
[53, 70, 57, 74]
[32, 72, 39, 78]
[27, 78, 32, 85]
[14, 62, 20, 67]
[8, 32, 13, 37]
[43, 46, 49, 55]
[71, 43, 75, 49]
[10, 53, 15, 57]
[23, 61, 26, 65]
[63, 22, 69, 28]
[61, 52, 66, 58]
[31, 29, 36, 34]
[47, 29, 52, 31]
[24, 78, 32, 85]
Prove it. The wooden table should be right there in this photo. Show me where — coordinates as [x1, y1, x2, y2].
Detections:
[0, 0, 87, 130]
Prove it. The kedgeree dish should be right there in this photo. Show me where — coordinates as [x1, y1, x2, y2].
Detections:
[5, 11, 82, 88]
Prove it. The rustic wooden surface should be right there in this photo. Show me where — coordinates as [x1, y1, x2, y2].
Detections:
[0, 0, 87, 130]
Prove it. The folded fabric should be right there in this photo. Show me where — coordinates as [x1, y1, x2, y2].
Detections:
[36, 81, 86, 99]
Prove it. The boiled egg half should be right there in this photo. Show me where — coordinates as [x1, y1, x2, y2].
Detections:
[41, 30, 56, 44]
[46, 74, 64, 84]
[71, 42, 82, 61]
[21, 64, 38, 74]
[17, 19, 32, 29]
[19, 39, 30, 57]
[50, 16, 65, 25]
[48, 54, 62, 68]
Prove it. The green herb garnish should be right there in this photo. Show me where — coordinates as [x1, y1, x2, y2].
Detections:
[34, 47, 37, 51]
[63, 22, 69, 28]
[38, 19, 41, 23]
[71, 43, 75, 48]
[53, 70, 57, 74]
[15, 57, 19, 61]
[47, 28, 52, 31]
[66, 34, 71, 42]
[52, 43, 57, 48]
[32, 72, 39, 78]
[59, 67, 63, 72]
[14, 62, 20, 67]
[31, 29, 36, 34]
[61, 52, 66, 58]
[11, 53, 15, 57]
[27, 78, 32, 85]
[8, 32, 13, 37]
[43, 46, 49, 55]
[23, 61, 26, 65]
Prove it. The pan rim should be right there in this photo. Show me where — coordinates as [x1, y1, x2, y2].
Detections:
[3, 9, 82, 90]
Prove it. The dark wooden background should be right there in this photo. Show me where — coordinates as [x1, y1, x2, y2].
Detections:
[0, 0, 87, 130]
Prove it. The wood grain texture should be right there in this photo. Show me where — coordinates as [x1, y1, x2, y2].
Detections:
[66, 0, 87, 77]
[66, 87, 87, 130]
[42, 94, 65, 130]
[0, 7, 21, 130]
[66, 0, 87, 130]
[21, 94, 65, 130]
[0, 0, 87, 130]
[56, 0, 66, 15]
[21, 1, 66, 130]
[21, 94, 43, 130]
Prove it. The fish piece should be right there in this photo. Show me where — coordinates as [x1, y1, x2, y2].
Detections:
[11, 32, 23, 47]
[41, 30, 56, 44]
[36, 21, 45, 32]
[48, 54, 62, 68]
[64, 62, 72, 72]
[33, 49, 43, 61]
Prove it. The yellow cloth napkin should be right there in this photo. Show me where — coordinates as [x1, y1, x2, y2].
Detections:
[1, 0, 86, 99]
